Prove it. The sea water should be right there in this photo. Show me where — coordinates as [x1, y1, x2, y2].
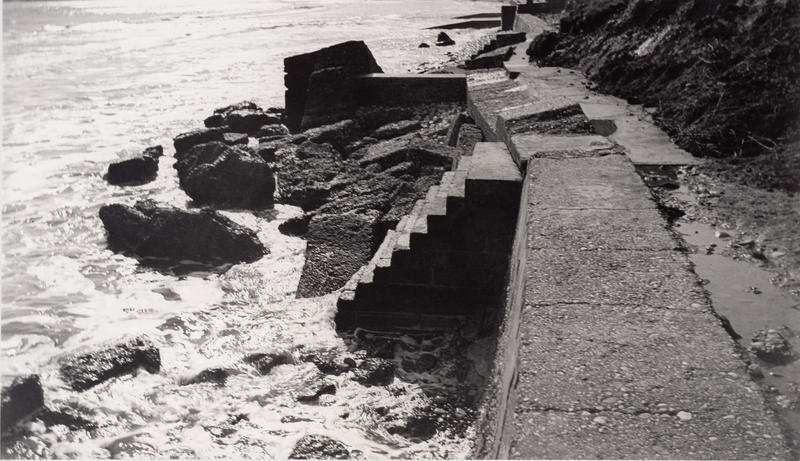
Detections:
[2, 0, 498, 457]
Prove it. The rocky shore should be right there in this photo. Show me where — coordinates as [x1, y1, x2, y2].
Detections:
[2, 31, 491, 457]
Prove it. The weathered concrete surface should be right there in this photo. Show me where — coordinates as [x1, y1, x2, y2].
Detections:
[508, 133, 616, 164]
[335, 143, 521, 332]
[507, 65, 699, 165]
[505, 151, 791, 459]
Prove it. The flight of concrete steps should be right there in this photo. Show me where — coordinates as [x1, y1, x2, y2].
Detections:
[335, 142, 521, 333]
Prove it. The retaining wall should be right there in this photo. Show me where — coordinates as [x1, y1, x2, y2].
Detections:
[354, 74, 467, 107]
[470, 159, 530, 459]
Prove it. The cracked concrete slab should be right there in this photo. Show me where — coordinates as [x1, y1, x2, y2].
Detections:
[525, 248, 708, 307]
[528, 155, 657, 210]
[516, 303, 753, 411]
[528, 207, 679, 251]
[509, 133, 618, 163]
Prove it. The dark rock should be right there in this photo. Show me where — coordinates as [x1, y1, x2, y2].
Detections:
[222, 132, 249, 146]
[354, 106, 414, 132]
[355, 331, 399, 359]
[244, 351, 294, 375]
[387, 414, 437, 440]
[435, 32, 455, 46]
[343, 137, 379, 157]
[181, 368, 229, 386]
[225, 109, 281, 135]
[274, 142, 350, 211]
[419, 43, 430, 48]
[37, 406, 96, 430]
[278, 214, 312, 237]
[256, 123, 290, 139]
[358, 134, 420, 169]
[402, 353, 438, 373]
[204, 114, 225, 128]
[527, 31, 561, 63]
[296, 383, 336, 402]
[175, 141, 275, 208]
[301, 353, 353, 376]
[317, 171, 411, 216]
[383, 161, 418, 177]
[296, 209, 382, 297]
[352, 358, 395, 386]
[406, 139, 460, 168]
[106, 156, 158, 186]
[289, 434, 350, 459]
[256, 140, 279, 162]
[464, 46, 515, 70]
[59, 337, 161, 391]
[99, 200, 267, 265]
[174, 127, 225, 155]
[380, 196, 418, 235]
[106, 145, 163, 185]
[142, 145, 163, 158]
[359, 134, 459, 169]
[284, 41, 383, 131]
[371, 120, 422, 140]
[456, 123, 483, 152]
[446, 112, 475, 146]
[750, 329, 793, 363]
[266, 106, 285, 117]
[304, 119, 359, 153]
[1, 375, 44, 434]
[214, 101, 261, 116]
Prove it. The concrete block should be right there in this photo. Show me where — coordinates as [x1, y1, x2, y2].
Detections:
[527, 155, 656, 210]
[501, 5, 517, 31]
[354, 73, 466, 107]
[469, 143, 522, 182]
[509, 133, 617, 165]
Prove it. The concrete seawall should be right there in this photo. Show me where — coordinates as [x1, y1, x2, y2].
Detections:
[321, 6, 792, 458]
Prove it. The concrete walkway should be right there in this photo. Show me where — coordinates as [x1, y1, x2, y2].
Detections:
[511, 153, 789, 459]
[467, 15, 792, 459]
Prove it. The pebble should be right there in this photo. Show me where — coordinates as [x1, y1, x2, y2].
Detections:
[593, 416, 608, 425]
[677, 411, 693, 421]
[770, 251, 786, 258]
[747, 364, 764, 379]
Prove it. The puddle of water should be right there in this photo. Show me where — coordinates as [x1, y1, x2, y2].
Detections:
[675, 219, 800, 449]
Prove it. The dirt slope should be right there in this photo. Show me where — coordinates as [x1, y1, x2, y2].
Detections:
[532, 0, 800, 182]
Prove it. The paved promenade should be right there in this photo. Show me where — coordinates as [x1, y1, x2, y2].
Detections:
[468, 13, 791, 459]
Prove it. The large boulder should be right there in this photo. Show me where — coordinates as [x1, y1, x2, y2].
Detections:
[371, 120, 422, 140]
[274, 142, 354, 211]
[1, 375, 45, 434]
[175, 141, 275, 208]
[359, 134, 459, 170]
[173, 127, 225, 155]
[106, 145, 162, 186]
[296, 209, 382, 297]
[98, 200, 267, 266]
[59, 337, 161, 391]
[224, 109, 281, 135]
[256, 123, 290, 139]
[284, 41, 383, 131]
[289, 434, 351, 459]
[304, 120, 359, 153]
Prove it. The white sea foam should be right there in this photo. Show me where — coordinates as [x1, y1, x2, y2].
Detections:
[3, 0, 498, 457]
